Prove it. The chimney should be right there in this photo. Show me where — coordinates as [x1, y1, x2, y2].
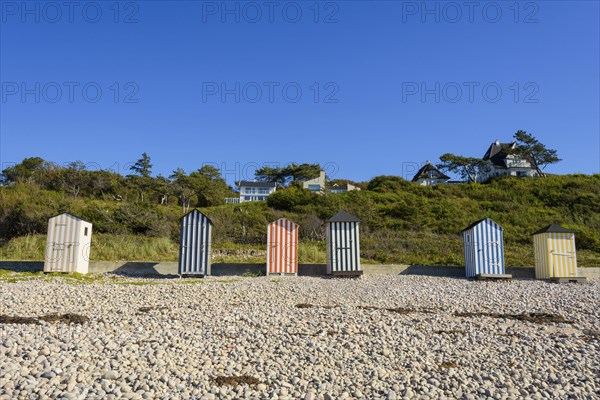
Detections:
[495, 139, 500, 146]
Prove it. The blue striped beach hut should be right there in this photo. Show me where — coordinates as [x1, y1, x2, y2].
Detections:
[326, 211, 362, 276]
[461, 218, 507, 278]
[178, 209, 212, 276]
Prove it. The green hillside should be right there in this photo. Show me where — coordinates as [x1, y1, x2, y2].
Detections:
[1, 173, 599, 267]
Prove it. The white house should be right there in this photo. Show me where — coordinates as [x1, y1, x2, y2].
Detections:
[478, 140, 538, 182]
[411, 162, 450, 186]
[237, 181, 277, 203]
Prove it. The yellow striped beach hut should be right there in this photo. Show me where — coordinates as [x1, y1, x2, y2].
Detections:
[533, 225, 578, 279]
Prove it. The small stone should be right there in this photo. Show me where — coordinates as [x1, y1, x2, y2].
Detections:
[257, 383, 268, 392]
[41, 371, 55, 379]
[304, 390, 315, 400]
[103, 371, 119, 380]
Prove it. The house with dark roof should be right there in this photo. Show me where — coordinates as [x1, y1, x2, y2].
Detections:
[478, 140, 538, 182]
[412, 162, 450, 186]
[225, 181, 277, 204]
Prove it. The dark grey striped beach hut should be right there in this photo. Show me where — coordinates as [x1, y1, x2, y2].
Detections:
[178, 209, 212, 276]
[326, 211, 362, 276]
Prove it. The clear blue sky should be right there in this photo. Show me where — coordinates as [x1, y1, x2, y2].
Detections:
[1, 1, 599, 184]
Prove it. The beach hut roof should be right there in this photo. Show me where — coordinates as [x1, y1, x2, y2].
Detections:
[532, 224, 576, 235]
[461, 217, 502, 233]
[179, 208, 213, 224]
[327, 211, 361, 223]
[49, 212, 88, 222]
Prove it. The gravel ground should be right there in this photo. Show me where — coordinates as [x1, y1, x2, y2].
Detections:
[1, 275, 599, 399]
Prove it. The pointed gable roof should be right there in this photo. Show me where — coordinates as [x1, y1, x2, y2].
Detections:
[532, 224, 576, 235]
[327, 211, 361, 223]
[180, 208, 213, 224]
[482, 141, 518, 167]
[270, 217, 298, 227]
[461, 217, 502, 233]
[411, 162, 450, 182]
[49, 212, 88, 222]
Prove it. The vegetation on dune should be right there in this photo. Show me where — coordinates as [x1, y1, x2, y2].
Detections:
[0, 156, 598, 267]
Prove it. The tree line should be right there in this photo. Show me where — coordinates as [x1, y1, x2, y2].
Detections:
[0, 153, 234, 211]
[0, 131, 561, 210]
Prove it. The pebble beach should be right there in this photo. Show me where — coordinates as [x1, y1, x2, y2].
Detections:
[1, 275, 599, 399]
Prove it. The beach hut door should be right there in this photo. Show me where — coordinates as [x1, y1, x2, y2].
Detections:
[65, 243, 77, 267]
[336, 242, 352, 270]
[49, 243, 76, 271]
[49, 243, 64, 271]
[482, 241, 501, 272]
[549, 241, 575, 277]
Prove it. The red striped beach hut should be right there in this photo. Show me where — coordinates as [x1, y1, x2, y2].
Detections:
[266, 218, 299, 275]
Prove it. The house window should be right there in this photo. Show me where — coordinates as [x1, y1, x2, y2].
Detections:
[308, 184, 321, 191]
[84, 227, 88, 236]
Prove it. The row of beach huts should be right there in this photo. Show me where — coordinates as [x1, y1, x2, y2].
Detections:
[43, 211, 583, 281]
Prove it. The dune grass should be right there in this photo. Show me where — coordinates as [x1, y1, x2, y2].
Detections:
[1, 234, 598, 267]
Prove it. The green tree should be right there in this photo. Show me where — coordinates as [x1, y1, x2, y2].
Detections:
[437, 154, 484, 183]
[284, 163, 322, 182]
[255, 163, 322, 186]
[513, 130, 561, 177]
[189, 166, 232, 207]
[130, 152, 153, 178]
[59, 162, 90, 198]
[154, 175, 172, 205]
[254, 166, 287, 186]
[1, 157, 52, 185]
[170, 168, 194, 213]
[127, 153, 154, 202]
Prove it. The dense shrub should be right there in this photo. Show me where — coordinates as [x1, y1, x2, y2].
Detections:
[1, 174, 599, 266]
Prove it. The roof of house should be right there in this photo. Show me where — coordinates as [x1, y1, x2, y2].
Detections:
[482, 141, 519, 168]
[327, 211, 361, 223]
[331, 184, 351, 190]
[532, 224, 576, 235]
[411, 162, 450, 182]
[239, 181, 277, 188]
[461, 217, 502, 233]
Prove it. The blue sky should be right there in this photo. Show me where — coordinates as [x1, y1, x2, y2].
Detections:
[1, 0, 599, 184]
